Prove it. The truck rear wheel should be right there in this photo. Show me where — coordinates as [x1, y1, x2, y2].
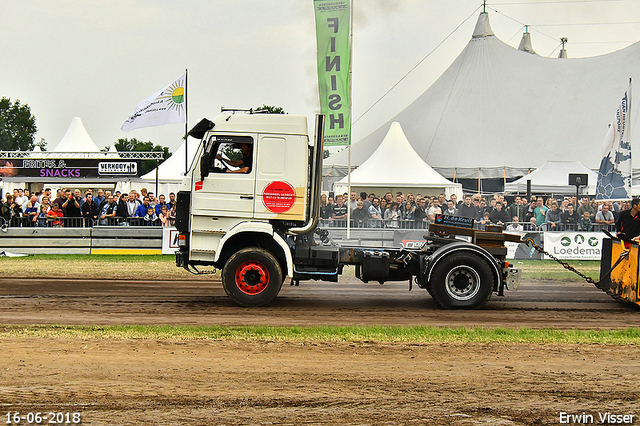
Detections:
[222, 247, 284, 307]
[429, 252, 494, 309]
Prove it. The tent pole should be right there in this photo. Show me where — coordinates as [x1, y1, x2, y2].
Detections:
[346, 0, 354, 239]
[347, 152, 351, 237]
[629, 77, 633, 197]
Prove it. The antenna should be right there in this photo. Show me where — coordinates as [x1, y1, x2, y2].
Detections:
[221, 107, 254, 114]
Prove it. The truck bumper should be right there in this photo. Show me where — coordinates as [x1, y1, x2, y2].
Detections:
[505, 267, 521, 290]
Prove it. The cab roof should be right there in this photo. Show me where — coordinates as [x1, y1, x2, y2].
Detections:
[210, 113, 308, 136]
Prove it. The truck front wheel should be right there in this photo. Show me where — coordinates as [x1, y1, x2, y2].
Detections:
[222, 247, 284, 307]
[429, 252, 494, 309]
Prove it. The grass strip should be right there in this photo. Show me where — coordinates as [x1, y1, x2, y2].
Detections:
[0, 325, 638, 344]
[0, 254, 214, 280]
[515, 259, 600, 281]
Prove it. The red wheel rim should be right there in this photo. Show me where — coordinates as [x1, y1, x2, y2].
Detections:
[235, 261, 270, 295]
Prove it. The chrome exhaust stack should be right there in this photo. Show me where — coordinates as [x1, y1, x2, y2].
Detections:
[288, 114, 325, 236]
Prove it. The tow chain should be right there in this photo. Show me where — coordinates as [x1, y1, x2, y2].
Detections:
[522, 238, 628, 295]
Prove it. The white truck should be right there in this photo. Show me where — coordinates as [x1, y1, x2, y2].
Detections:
[175, 111, 521, 309]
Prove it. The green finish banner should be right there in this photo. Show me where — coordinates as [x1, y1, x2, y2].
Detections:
[314, 0, 351, 146]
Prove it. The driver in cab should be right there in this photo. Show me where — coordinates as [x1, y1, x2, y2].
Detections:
[217, 143, 252, 173]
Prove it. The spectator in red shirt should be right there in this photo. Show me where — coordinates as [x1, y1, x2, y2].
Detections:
[47, 203, 64, 227]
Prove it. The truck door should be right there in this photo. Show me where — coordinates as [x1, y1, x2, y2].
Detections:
[253, 134, 308, 221]
[192, 135, 256, 218]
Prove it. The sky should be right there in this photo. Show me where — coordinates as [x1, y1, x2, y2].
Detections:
[2, 0, 639, 155]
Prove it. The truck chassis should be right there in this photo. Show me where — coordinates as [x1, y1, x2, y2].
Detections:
[177, 220, 522, 310]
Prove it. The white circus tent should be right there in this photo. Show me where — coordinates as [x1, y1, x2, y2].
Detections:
[504, 161, 598, 195]
[333, 122, 462, 199]
[326, 11, 640, 190]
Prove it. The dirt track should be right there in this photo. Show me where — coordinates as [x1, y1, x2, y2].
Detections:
[0, 277, 637, 328]
[1, 276, 639, 425]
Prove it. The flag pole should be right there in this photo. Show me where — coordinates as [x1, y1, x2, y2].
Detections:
[346, 0, 353, 239]
[155, 159, 159, 196]
[184, 68, 189, 175]
[630, 77, 633, 198]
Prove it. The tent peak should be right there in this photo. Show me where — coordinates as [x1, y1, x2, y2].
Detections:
[558, 37, 568, 58]
[472, 12, 494, 38]
[53, 117, 101, 153]
[334, 121, 461, 193]
[518, 31, 536, 54]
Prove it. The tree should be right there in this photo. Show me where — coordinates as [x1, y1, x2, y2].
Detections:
[36, 138, 47, 151]
[0, 97, 39, 151]
[108, 138, 172, 176]
[254, 105, 286, 114]
[323, 149, 331, 159]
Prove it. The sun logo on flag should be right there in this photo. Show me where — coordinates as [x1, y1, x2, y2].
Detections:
[160, 79, 185, 114]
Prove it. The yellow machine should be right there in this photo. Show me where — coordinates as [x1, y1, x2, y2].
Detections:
[600, 238, 640, 307]
[525, 234, 639, 308]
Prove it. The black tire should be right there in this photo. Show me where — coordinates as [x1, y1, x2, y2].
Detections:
[425, 278, 435, 298]
[222, 247, 284, 307]
[429, 252, 494, 309]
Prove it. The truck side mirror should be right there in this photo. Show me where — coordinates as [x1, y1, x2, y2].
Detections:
[200, 152, 211, 181]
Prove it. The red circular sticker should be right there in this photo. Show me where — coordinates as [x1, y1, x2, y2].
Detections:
[263, 181, 296, 213]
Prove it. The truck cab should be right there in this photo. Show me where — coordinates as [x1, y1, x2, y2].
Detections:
[175, 112, 326, 306]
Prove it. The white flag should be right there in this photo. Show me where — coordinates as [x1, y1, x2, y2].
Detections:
[121, 73, 186, 132]
[595, 82, 631, 200]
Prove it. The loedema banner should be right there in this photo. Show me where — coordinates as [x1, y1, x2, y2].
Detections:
[121, 73, 186, 132]
[314, 0, 351, 146]
[543, 232, 604, 260]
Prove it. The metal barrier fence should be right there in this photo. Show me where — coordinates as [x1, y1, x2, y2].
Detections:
[492, 221, 616, 232]
[0, 215, 614, 256]
[2, 215, 616, 233]
[0, 216, 168, 228]
[0, 225, 165, 255]
[319, 218, 617, 233]
[321, 218, 429, 230]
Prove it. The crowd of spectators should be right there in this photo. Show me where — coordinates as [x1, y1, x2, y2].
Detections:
[319, 190, 628, 232]
[0, 187, 177, 228]
[1, 186, 629, 233]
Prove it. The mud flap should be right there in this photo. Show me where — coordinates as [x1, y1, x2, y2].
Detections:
[598, 238, 613, 291]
